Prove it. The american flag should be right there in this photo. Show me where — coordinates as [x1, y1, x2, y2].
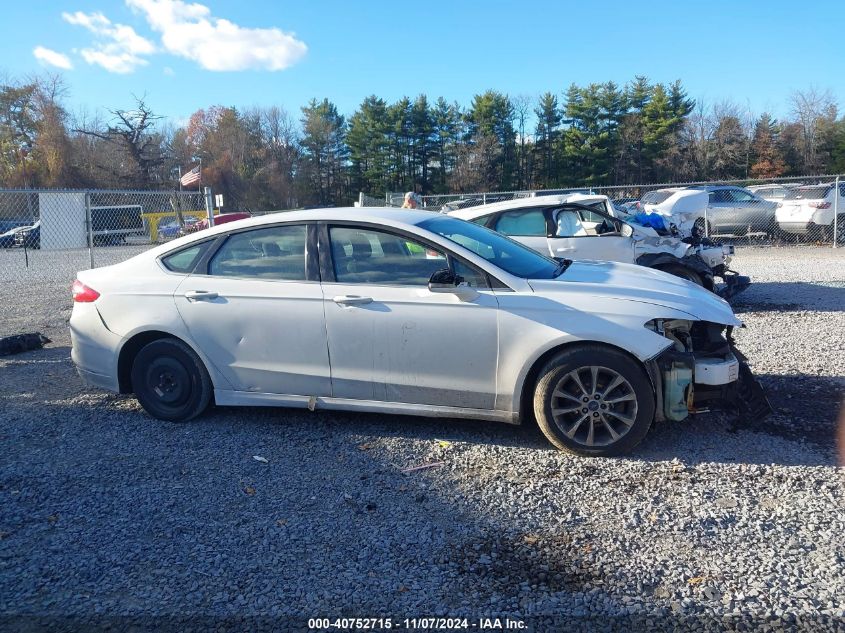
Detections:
[180, 166, 201, 187]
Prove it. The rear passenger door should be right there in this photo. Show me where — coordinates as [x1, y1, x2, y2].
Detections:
[174, 223, 332, 396]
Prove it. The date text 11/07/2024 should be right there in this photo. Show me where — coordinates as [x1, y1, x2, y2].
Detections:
[308, 617, 526, 630]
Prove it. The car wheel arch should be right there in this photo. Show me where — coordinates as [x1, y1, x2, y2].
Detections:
[516, 340, 656, 426]
[117, 330, 217, 395]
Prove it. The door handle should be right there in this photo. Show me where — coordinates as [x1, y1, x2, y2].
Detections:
[184, 290, 219, 301]
[333, 295, 373, 306]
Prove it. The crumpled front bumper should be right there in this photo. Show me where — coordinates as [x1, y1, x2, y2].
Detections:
[649, 342, 771, 423]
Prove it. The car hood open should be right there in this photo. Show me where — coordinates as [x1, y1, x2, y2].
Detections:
[528, 260, 741, 326]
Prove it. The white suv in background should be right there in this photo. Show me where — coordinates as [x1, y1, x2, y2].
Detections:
[775, 182, 845, 241]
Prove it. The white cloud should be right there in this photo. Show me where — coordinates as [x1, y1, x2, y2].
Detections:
[62, 10, 155, 73]
[163, 66, 175, 76]
[33, 46, 73, 70]
[126, 0, 307, 71]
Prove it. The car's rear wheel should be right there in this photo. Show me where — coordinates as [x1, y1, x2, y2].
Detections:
[131, 338, 212, 421]
[533, 345, 655, 456]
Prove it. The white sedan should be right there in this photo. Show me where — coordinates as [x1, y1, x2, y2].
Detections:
[70, 208, 769, 456]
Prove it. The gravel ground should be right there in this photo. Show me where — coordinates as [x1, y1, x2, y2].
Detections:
[1, 244, 843, 631]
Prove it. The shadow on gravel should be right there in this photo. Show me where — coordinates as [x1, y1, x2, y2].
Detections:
[2, 347, 840, 468]
[733, 280, 845, 313]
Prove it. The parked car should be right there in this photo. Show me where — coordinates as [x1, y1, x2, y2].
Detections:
[14, 221, 40, 249]
[179, 212, 251, 235]
[70, 208, 769, 457]
[0, 224, 32, 248]
[158, 215, 201, 240]
[448, 195, 750, 299]
[775, 182, 845, 241]
[642, 186, 777, 237]
[687, 185, 777, 236]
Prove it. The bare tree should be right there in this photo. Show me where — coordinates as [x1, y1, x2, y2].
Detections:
[75, 95, 166, 187]
[790, 87, 838, 173]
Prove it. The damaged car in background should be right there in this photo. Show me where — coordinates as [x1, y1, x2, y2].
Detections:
[69, 208, 770, 457]
[448, 194, 750, 299]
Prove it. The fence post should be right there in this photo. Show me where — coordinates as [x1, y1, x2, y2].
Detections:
[85, 191, 94, 269]
[358, 192, 364, 207]
[834, 175, 840, 249]
[204, 186, 214, 227]
[704, 205, 709, 238]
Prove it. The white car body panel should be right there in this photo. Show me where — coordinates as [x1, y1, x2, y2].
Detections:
[642, 189, 708, 235]
[775, 184, 843, 235]
[174, 275, 331, 396]
[322, 281, 499, 409]
[69, 207, 744, 425]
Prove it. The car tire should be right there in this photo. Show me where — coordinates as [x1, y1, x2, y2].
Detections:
[533, 345, 655, 457]
[693, 217, 711, 238]
[131, 338, 212, 422]
[656, 264, 703, 287]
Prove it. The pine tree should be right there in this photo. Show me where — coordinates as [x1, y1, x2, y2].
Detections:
[749, 114, 786, 178]
[300, 98, 347, 205]
[534, 92, 561, 187]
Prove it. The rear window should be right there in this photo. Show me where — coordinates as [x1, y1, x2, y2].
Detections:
[641, 191, 674, 205]
[161, 240, 213, 273]
[784, 186, 831, 200]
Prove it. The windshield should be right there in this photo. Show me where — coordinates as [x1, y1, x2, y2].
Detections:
[418, 216, 562, 279]
[784, 186, 831, 200]
[640, 190, 674, 205]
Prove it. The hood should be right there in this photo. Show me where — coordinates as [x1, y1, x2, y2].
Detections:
[528, 260, 741, 326]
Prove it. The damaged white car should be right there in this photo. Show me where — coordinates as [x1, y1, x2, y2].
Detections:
[448, 195, 750, 299]
[70, 208, 769, 457]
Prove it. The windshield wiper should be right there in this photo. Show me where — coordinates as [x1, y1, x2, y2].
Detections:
[552, 258, 573, 277]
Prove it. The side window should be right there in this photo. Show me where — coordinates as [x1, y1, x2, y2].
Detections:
[730, 190, 756, 202]
[554, 210, 588, 237]
[161, 240, 212, 273]
[208, 225, 307, 280]
[470, 214, 493, 227]
[494, 209, 547, 236]
[710, 190, 731, 203]
[329, 227, 446, 285]
[453, 258, 489, 288]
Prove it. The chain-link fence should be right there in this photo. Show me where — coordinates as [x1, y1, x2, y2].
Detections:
[0, 189, 208, 281]
[389, 174, 844, 248]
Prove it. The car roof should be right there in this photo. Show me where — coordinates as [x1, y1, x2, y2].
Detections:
[144, 207, 448, 254]
[447, 193, 608, 220]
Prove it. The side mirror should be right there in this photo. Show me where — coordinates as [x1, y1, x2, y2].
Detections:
[428, 268, 461, 292]
[428, 268, 478, 301]
[621, 223, 634, 238]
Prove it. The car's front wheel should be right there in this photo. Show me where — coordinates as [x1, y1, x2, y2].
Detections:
[533, 345, 655, 456]
[131, 338, 212, 421]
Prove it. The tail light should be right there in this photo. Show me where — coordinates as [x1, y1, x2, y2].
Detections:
[72, 279, 100, 303]
[809, 201, 831, 209]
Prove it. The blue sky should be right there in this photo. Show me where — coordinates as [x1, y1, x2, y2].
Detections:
[5, 0, 844, 126]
